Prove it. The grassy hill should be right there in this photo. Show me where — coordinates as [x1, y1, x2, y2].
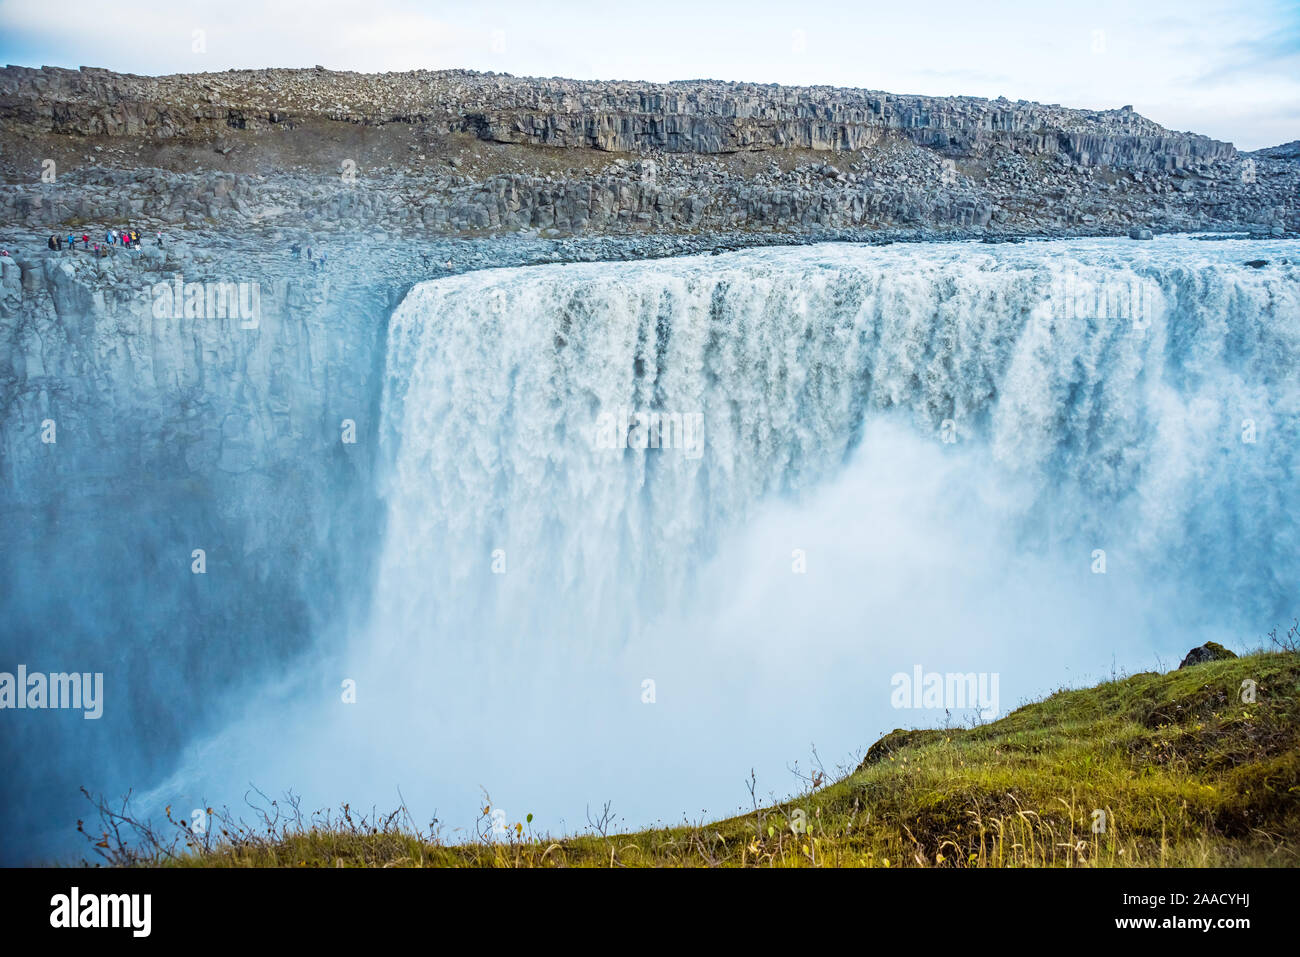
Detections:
[87, 649, 1300, 867]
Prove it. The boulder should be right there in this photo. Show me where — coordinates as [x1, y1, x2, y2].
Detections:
[1178, 642, 1238, 669]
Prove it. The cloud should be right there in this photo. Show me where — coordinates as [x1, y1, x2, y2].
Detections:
[1189, 22, 1300, 86]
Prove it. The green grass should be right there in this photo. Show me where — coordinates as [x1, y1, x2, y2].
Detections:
[88, 650, 1300, 867]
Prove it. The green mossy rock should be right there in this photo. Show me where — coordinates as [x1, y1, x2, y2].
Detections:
[1179, 641, 1239, 669]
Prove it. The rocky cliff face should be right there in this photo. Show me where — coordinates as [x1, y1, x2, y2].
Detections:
[0, 66, 1295, 240]
[0, 66, 1234, 170]
[0, 239, 392, 857]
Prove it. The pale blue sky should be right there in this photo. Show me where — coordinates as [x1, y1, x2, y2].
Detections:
[1, 0, 1296, 149]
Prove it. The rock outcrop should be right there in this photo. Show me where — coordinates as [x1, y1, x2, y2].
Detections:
[0, 67, 1233, 169]
[1179, 642, 1239, 669]
[1, 65, 1296, 239]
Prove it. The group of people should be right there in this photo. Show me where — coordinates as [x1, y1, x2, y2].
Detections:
[289, 242, 328, 272]
[46, 227, 162, 258]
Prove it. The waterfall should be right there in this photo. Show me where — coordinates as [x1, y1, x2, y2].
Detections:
[373, 238, 1299, 645]
[146, 236, 1300, 843]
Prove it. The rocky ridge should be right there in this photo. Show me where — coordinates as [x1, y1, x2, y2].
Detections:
[1, 65, 1296, 239]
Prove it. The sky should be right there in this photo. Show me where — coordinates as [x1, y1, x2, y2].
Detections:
[0, 0, 1297, 150]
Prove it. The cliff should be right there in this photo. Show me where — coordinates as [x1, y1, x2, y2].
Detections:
[1, 65, 1295, 238]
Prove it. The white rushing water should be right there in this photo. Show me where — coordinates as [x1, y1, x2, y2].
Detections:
[153, 236, 1300, 838]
